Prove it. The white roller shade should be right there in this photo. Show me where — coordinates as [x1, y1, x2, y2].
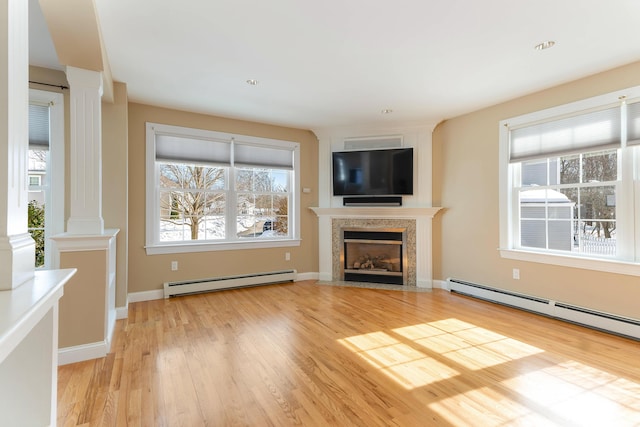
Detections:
[626, 101, 640, 146]
[234, 142, 294, 169]
[156, 134, 231, 166]
[29, 104, 49, 149]
[510, 107, 621, 162]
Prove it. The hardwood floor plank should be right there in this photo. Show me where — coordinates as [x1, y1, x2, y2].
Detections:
[58, 281, 640, 426]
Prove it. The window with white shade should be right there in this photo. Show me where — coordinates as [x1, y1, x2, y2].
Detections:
[499, 86, 640, 275]
[146, 122, 300, 255]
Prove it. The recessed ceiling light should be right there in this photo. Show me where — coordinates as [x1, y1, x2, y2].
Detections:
[534, 41, 556, 51]
[381, 109, 393, 114]
[246, 79, 259, 85]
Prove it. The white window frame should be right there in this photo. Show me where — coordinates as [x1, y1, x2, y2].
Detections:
[29, 89, 64, 269]
[499, 86, 640, 276]
[145, 122, 301, 255]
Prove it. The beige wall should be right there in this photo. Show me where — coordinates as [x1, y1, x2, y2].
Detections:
[433, 60, 640, 319]
[127, 103, 319, 293]
[58, 250, 107, 347]
[102, 82, 128, 307]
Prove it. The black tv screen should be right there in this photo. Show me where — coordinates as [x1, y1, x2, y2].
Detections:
[332, 148, 413, 196]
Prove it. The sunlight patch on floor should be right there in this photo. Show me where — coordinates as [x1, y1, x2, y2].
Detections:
[393, 319, 544, 370]
[338, 332, 459, 390]
[501, 360, 640, 426]
[427, 386, 555, 427]
[339, 319, 640, 425]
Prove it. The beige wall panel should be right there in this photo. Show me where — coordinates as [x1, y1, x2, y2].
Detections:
[433, 61, 640, 320]
[39, 0, 103, 71]
[58, 250, 106, 348]
[127, 103, 318, 293]
[102, 82, 128, 308]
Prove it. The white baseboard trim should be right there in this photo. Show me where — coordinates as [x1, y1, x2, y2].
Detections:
[296, 272, 319, 281]
[318, 272, 332, 281]
[58, 341, 108, 365]
[116, 305, 128, 319]
[128, 289, 164, 303]
[432, 279, 449, 290]
[416, 279, 433, 289]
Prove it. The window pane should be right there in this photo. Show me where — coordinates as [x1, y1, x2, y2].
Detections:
[521, 160, 547, 187]
[237, 215, 262, 238]
[202, 214, 225, 240]
[521, 205, 546, 219]
[521, 220, 546, 248]
[236, 169, 254, 191]
[582, 150, 618, 183]
[579, 186, 616, 221]
[271, 170, 290, 192]
[577, 220, 616, 256]
[548, 220, 572, 251]
[253, 170, 271, 192]
[559, 155, 580, 184]
[273, 195, 289, 236]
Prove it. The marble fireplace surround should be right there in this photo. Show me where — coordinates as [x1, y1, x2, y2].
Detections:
[335, 219, 414, 285]
[310, 207, 442, 288]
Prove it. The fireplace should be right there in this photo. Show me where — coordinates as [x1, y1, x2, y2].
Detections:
[311, 209, 441, 288]
[340, 227, 408, 285]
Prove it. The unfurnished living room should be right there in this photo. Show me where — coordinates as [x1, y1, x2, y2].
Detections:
[2, 0, 640, 426]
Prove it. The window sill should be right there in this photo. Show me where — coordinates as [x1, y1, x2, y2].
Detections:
[499, 248, 640, 277]
[146, 238, 301, 255]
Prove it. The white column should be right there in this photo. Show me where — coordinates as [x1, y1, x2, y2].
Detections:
[65, 66, 104, 235]
[0, 0, 34, 290]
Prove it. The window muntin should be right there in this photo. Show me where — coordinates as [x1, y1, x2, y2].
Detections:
[500, 87, 640, 272]
[146, 123, 300, 253]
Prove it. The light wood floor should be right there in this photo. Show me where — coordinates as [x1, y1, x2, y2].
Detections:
[58, 281, 640, 426]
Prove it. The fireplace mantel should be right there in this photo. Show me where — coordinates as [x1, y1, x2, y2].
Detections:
[310, 206, 443, 288]
[310, 206, 442, 219]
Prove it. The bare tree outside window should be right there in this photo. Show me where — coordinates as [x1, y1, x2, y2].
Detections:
[160, 164, 225, 240]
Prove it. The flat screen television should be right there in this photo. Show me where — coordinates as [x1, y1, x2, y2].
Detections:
[332, 147, 413, 196]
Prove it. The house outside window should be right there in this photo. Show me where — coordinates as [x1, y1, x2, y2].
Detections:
[499, 86, 640, 275]
[145, 123, 300, 255]
[29, 175, 42, 187]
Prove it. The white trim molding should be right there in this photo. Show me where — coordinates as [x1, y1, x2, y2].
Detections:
[128, 289, 165, 303]
[500, 248, 640, 277]
[58, 341, 110, 366]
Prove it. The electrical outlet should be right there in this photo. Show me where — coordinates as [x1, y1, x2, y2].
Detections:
[285, 252, 291, 261]
[171, 261, 178, 271]
[512, 268, 520, 280]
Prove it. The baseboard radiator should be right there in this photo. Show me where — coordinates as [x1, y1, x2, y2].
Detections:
[164, 269, 296, 298]
[447, 278, 640, 341]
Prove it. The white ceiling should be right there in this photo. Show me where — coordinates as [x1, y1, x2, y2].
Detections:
[31, 0, 640, 131]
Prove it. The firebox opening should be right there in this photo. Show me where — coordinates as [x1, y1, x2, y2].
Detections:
[341, 228, 407, 285]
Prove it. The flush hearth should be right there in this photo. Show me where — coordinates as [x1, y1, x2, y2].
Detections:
[341, 228, 407, 285]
